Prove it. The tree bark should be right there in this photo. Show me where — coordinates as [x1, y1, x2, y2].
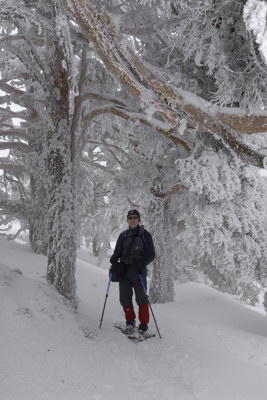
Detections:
[148, 196, 174, 303]
[29, 177, 48, 255]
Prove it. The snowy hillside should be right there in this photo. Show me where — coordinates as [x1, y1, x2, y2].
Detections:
[1, 236, 267, 400]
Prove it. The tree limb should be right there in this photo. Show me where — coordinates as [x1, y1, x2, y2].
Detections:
[0, 128, 29, 140]
[0, 142, 31, 153]
[0, 160, 27, 173]
[151, 184, 183, 199]
[81, 156, 115, 175]
[83, 105, 190, 151]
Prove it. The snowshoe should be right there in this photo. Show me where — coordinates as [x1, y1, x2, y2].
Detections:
[127, 329, 155, 342]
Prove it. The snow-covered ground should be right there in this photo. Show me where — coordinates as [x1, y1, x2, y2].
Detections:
[1, 236, 267, 400]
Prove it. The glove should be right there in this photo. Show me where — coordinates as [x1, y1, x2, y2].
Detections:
[110, 254, 118, 264]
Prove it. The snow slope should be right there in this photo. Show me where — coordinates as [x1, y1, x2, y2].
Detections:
[1, 236, 267, 400]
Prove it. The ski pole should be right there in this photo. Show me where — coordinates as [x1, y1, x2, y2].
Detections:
[139, 274, 162, 339]
[99, 275, 112, 329]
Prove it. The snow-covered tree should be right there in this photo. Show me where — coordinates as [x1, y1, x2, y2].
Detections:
[65, 0, 267, 302]
[1, 0, 267, 306]
[0, 0, 119, 302]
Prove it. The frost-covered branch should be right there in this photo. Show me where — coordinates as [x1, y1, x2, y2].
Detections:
[81, 92, 126, 107]
[0, 159, 27, 173]
[0, 142, 31, 153]
[82, 104, 189, 151]
[3, 174, 29, 202]
[0, 193, 26, 220]
[65, 0, 266, 168]
[127, 197, 140, 209]
[0, 80, 39, 112]
[151, 183, 183, 199]
[0, 128, 29, 141]
[70, 45, 87, 160]
[85, 139, 131, 166]
[81, 156, 115, 175]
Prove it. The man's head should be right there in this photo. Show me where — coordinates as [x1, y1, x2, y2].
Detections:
[127, 209, 140, 228]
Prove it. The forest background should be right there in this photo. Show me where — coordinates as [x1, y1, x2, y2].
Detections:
[1, 0, 267, 309]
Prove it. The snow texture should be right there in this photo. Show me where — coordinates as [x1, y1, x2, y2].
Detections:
[243, 0, 267, 64]
[1, 236, 267, 400]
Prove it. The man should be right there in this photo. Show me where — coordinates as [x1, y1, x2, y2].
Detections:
[110, 209, 155, 337]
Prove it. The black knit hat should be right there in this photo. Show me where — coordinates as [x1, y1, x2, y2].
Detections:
[127, 209, 141, 221]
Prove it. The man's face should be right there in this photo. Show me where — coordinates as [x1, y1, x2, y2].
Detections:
[127, 214, 139, 229]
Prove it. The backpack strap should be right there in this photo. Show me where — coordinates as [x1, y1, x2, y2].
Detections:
[123, 228, 140, 258]
[138, 225, 146, 248]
